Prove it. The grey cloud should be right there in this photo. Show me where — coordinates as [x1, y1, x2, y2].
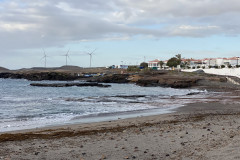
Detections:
[1, 0, 240, 54]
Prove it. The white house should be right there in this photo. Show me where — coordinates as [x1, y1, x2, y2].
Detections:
[181, 58, 206, 68]
[224, 57, 239, 66]
[148, 59, 160, 69]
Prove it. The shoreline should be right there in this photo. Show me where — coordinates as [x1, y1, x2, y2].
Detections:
[0, 89, 223, 134]
[1, 73, 240, 159]
[1, 101, 240, 159]
[1, 88, 239, 135]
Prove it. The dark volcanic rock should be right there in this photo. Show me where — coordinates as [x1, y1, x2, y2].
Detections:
[136, 79, 159, 87]
[0, 72, 78, 81]
[30, 83, 111, 87]
[87, 74, 130, 83]
[161, 79, 198, 88]
[136, 77, 199, 88]
[0, 72, 24, 79]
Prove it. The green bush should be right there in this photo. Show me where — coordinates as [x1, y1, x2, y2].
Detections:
[221, 65, 225, 68]
[197, 66, 200, 69]
[140, 62, 148, 68]
[127, 66, 140, 72]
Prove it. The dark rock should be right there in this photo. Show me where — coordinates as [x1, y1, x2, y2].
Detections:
[35, 152, 40, 155]
[30, 83, 111, 88]
[187, 92, 201, 95]
[180, 142, 185, 146]
[0, 72, 78, 81]
[88, 74, 130, 83]
[136, 77, 199, 88]
[136, 79, 159, 87]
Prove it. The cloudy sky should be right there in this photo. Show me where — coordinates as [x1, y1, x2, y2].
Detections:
[1, 0, 240, 69]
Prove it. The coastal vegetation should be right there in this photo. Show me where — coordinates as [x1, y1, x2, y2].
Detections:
[140, 62, 148, 68]
[166, 54, 181, 67]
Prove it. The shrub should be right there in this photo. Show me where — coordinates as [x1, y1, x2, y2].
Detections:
[236, 65, 240, 68]
[221, 65, 225, 68]
[228, 65, 232, 68]
[140, 68, 153, 74]
[209, 65, 212, 68]
[202, 66, 205, 69]
[167, 57, 180, 67]
[197, 66, 200, 69]
[127, 66, 140, 72]
[192, 66, 195, 69]
[214, 65, 218, 69]
[140, 62, 148, 68]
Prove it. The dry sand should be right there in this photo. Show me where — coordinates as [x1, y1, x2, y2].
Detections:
[1, 92, 240, 160]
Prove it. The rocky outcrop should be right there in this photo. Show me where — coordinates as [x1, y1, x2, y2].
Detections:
[136, 77, 199, 88]
[87, 74, 130, 83]
[0, 67, 9, 72]
[30, 83, 111, 87]
[158, 78, 198, 88]
[0, 72, 78, 81]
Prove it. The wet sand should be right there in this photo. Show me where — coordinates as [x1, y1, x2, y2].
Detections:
[1, 94, 240, 160]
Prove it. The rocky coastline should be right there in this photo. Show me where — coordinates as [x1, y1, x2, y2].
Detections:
[1, 69, 240, 159]
[1, 70, 240, 90]
[0, 72, 78, 81]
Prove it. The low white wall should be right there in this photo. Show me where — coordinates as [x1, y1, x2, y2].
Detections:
[182, 68, 240, 78]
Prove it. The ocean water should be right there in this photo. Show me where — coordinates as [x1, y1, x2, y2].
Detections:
[0, 78, 208, 132]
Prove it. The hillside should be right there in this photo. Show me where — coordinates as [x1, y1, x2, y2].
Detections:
[0, 67, 9, 72]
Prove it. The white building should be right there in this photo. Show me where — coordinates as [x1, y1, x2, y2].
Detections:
[118, 65, 129, 69]
[148, 59, 160, 69]
[224, 57, 239, 66]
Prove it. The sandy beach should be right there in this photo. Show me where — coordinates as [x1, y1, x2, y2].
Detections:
[1, 89, 240, 160]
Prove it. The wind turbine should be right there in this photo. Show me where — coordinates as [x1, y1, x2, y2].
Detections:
[63, 49, 70, 66]
[41, 48, 47, 68]
[87, 49, 96, 68]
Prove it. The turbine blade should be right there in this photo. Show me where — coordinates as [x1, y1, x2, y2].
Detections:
[66, 48, 70, 55]
[91, 49, 97, 54]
